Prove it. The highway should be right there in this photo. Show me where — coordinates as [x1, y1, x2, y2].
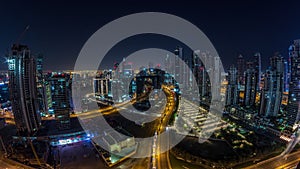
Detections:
[0, 86, 177, 169]
[0, 155, 34, 169]
[154, 85, 176, 169]
[245, 150, 300, 169]
[3, 89, 300, 169]
[0, 159, 20, 169]
[129, 85, 174, 169]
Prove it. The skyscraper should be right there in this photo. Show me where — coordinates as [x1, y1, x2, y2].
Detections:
[93, 76, 112, 99]
[192, 51, 211, 103]
[183, 58, 190, 90]
[246, 61, 254, 69]
[36, 54, 47, 115]
[212, 55, 221, 101]
[164, 54, 172, 74]
[192, 51, 201, 88]
[121, 58, 133, 91]
[287, 40, 300, 126]
[244, 68, 258, 107]
[254, 52, 262, 90]
[259, 53, 284, 117]
[174, 46, 183, 86]
[226, 65, 239, 106]
[49, 73, 71, 130]
[7, 44, 41, 135]
[237, 54, 245, 85]
[283, 59, 289, 92]
[121, 58, 133, 78]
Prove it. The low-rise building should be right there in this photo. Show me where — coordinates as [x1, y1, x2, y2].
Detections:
[102, 130, 135, 153]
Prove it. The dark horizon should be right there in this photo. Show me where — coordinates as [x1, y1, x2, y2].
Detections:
[0, 0, 300, 71]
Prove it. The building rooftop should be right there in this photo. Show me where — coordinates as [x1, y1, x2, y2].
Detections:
[109, 131, 126, 143]
[103, 135, 115, 146]
[36, 117, 84, 138]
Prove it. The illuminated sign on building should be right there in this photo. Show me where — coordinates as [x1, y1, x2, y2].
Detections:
[7, 59, 15, 70]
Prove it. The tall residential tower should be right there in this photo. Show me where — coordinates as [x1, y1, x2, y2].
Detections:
[7, 44, 41, 135]
[287, 40, 300, 126]
[49, 73, 71, 130]
[259, 53, 284, 117]
[226, 65, 239, 106]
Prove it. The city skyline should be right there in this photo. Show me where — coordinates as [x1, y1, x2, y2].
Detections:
[0, 38, 300, 168]
[1, 1, 300, 70]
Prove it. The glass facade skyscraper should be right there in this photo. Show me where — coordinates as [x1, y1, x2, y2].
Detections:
[259, 53, 284, 117]
[287, 40, 300, 126]
[226, 65, 239, 106]
[49, 73, 71, 130]
[254, 52, 262, 91]
[8, 44, 41, 135]
[237, 54, 245, 85]
[174, 47, 183, 86]
[36, 54, 47, 115]
[244, 68, 258, 107]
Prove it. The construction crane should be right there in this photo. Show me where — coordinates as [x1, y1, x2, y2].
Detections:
[17, 25, 47, 168]
[2, 25, 29, 63]
[15, 25, 30, 45]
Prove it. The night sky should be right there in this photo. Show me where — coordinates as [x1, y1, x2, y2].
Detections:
[1, 0, 300, 71]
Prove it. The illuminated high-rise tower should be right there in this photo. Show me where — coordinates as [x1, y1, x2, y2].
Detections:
[36, 54, 47, 115]
[7, 44, 41, 135]
[49, 73, 71, 130]
[164, 54, 172, 73]
[93, 71, 112, 99]
[226, 65, 239, 105]
[259, 53, 284, 117]
[121, 57, 133, 78]
[192, 50, 211, 103]
[287, 40, 300, 126]
[237, 54, 245, 85]
[192, 51, 202, 92]
[254, 52, 262, 90]
[244, 68, 258, 107]
[283, 59, 289, 92]
[174, 47, 183, 86]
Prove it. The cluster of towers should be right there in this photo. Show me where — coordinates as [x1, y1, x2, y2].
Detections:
[225, 40, 300, 127]
[7, 44, 72, 136]
[9, 40, 298, 136]
[163, 47, 223, 107]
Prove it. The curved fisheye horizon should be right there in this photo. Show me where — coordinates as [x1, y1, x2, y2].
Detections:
[73, 12, 225, 159]
[1, 1, 300, 169]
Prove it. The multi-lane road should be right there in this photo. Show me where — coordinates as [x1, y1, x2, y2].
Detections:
[0, 160, 20, 169]
[0, 155, 34, 169]
[4, 86, 300, 169]
[245, 150, 300, 169]
[154, 85, 176, 169]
